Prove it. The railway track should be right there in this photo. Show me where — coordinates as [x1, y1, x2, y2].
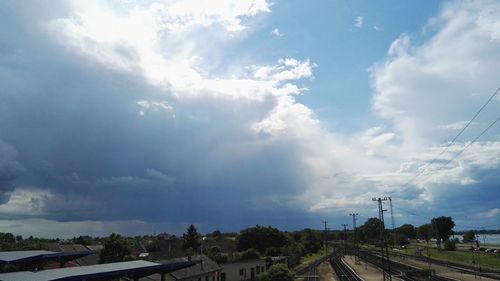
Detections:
[389, 250, 500, 280]
[357, 250, 455, 281]
[295, 254, 330, 281]
[329, 255, 363, 281]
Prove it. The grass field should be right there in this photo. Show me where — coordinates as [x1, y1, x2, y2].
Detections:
[359, 242, 500, 270]
[383, 242, 500, 271]
[417, 245, 500, 270]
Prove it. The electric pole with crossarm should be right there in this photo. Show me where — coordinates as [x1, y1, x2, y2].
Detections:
[372, 197, 392, 281]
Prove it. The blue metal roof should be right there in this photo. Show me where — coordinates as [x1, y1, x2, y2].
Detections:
[0, 250, 56, 263]
[0, 250, 95, 266]
[0, 259, 200, 281]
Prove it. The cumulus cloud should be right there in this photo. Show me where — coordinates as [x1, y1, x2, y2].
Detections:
[271, 28, 284, 37]
[437, 121, 476, 131]
[479, 208, 500, 218]
[137, 100, 174, 116]
[354, 16, 363, 28]
[47, 0, 278, 101]
[0, 188, 52, 218]
[366, 0, 500, 215]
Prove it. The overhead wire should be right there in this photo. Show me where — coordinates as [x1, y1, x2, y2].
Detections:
[400, 86, 500, 186]
[387, 87, 500, 229]
[392, 204, 499, 230]
[419, 114, 500, 178]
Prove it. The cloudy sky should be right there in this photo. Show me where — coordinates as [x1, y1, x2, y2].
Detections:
[1, 0, 500, 238]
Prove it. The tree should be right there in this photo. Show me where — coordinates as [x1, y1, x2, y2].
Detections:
[182, 224, 201, 251]
[237, 248, 260, 260]
[237, 225, 287, 254]
[417, 224, 433, 243]
[74, 235, 92, 245]
[260, 264, 294, 281]
[301, 229, 322, 254]
[395, 224, 416, 239]
[99, 233, 132, 264]
[211, 230, 222, 239]
[207, 245, 227, 263]
[431, 216, 455, 244]
[391, 233, 409, 246]
[462, 230, 475, 243]
[280, 236, 304, 267]
[0, 233, 16, 250]
[359, 218, 384, 243]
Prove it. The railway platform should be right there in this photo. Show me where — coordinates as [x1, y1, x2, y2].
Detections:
[342, 255, 384, 281]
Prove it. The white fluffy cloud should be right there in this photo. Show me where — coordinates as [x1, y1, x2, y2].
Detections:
[281, 0, 500, 217]
[354, 16, 363, 28]
[366, 0, 500, 205]
[48, 0, 285, 102]
[271, 28, 284, 37]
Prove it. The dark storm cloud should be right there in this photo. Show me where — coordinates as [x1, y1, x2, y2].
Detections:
[0, 1, 313, 231]
[0, 141, 24, 204]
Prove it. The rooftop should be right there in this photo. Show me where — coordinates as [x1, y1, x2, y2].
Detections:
[0, 250, 94, 267]
[0, 259, 200, 281]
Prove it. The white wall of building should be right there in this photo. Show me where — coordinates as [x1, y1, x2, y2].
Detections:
[220, 259, 266, 281]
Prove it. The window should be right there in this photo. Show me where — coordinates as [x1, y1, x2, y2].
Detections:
[206, 276, 209, 281]
[261, 266, 265, 272]
[256, 266, 260, 274]
[239, 269, 244, 276]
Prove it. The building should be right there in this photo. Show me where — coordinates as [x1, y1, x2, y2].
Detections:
[0, 250, 201, 281]
[219, 259, 266, 281]
[140, 254, 221, 281]
[47, 242, 101, 267]
[0, 250, 94, 271]
[269, 256, 288, 266]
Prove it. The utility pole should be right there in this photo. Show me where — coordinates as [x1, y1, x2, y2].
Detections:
[341, 223, 348, 256]
[372, 197, 392, 281]
[323, 221, 328, 256]
[389, 197, 395, 230]
[350, 213, 360, 264]
[341, 224, 348, 238]
[475, 232, 482, 275]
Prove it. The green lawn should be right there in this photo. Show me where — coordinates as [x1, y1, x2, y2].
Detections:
[360, 242, 500, 271]
[390, 241, 500, 271]
[420, 247, 500, 270]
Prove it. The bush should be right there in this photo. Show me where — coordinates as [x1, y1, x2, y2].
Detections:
[462, 230, 475, 243]
[237, 248, 260, 261]
[443, 240, 456, 251]
[260, 264, 294, 281]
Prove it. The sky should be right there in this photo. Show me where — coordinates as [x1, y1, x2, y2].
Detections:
[0, 0, 500, 238]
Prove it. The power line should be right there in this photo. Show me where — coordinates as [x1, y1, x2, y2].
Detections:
[392, 204, 499, 230]
[418, 113, 500, 182]
[379, 87, 500, 232]
[388, 87, 500, 226]
[402, 86, 500, 186]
